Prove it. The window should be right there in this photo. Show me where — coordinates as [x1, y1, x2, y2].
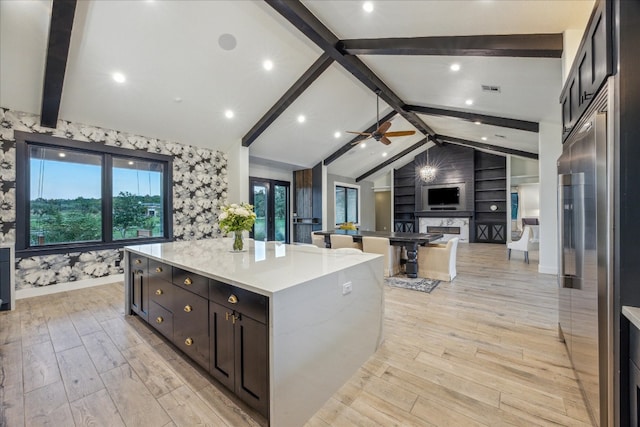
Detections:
[335, 184, 359, 225]
[16, 131, 172, 255]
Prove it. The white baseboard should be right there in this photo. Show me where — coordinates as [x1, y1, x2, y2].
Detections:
[538, 265, 557, 275]
[16, 274, 124, 300]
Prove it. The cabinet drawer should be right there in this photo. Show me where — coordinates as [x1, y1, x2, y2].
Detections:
[129, 254, 147, 271]
[173, 268, 209, 298]
[149, 259, 172, 282]
[173, 286, 209, 369]
[149, 277, 174, 310]
[149, 300, 173, 340]
[209, 280, 268, 324]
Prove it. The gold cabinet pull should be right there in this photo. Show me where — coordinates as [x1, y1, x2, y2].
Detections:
[135, 259, 142, 264]
[231, 314, 237, 325]
[155, 289, 163, 295]
[225, 312, 230, 321]
[184, 305, 192, 313]
[185, 337, 193, 346]
[228, 294, 238, 304]
[184, 277, 192, 286]
[156, 316, 163, 323]
[155, 267, 163, 273]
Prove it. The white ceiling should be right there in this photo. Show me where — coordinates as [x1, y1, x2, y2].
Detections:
[0, 0, 595, 181]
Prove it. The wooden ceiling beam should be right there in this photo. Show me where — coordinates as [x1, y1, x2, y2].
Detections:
[242, 53, 334, 147]
[265, 0, 438, 140]
[323, 111, 397, 166]
[356, 137, 430, 182]
[338, 34, 563, 58]
[40, 0, 78, 128]
[406, 104, 539, 133]
[437, 134, 538, 159]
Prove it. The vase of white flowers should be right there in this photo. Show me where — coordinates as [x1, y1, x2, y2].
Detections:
[218, 202, 257, 252]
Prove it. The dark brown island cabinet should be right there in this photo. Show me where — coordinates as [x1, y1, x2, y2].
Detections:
[127, 252, 269, 418]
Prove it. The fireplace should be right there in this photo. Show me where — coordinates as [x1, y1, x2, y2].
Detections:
[427, 226, 460, 235]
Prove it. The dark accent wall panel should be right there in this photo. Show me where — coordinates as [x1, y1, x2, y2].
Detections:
[292, 164, 322, 243]
[414, 144, 475, 212]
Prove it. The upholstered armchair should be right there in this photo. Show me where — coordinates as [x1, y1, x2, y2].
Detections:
[507, 225, 533, 263]
[417, 237, 459, 281]
[362, 236, 401, 277]
[330, 234, 362, 250]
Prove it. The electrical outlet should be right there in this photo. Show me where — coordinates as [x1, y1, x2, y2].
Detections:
[342, 282, 352, 295]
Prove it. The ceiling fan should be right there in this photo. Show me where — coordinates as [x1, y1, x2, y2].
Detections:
[347, 91, 416, 145]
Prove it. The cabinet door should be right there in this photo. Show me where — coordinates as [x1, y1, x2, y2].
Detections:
[173, 286, 209, 369]
[491, 223, 506, 243]
[130, 256, 148, 321]
[235, 314, 269, 417]
[589, 2, 610, 96]
[631, 359, 640, 427]
[209, 301, 235, 391]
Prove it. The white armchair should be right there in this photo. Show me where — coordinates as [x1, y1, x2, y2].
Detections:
[507, 225, 533, 263]
[362, 236, 401, 277]
[417, 238, 459, 281]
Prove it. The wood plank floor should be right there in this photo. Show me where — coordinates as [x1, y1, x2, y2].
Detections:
[0, 243, 593, 426]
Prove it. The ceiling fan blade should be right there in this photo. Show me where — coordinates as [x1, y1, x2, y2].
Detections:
[346, 131, 373, 136]
[384, 130, 416, 137]
[376, 121, 392, 134]
[380, 136, 392, 145]
[350, 136, 372, 145]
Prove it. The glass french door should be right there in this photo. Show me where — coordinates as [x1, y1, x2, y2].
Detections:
[249, 178, 289, 243]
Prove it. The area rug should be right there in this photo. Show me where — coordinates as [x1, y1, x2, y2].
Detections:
[385, 274, 440, 293]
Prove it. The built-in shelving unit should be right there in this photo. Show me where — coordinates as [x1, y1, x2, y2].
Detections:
[474, 152, 507, 243]
[393, 163, 416, 232]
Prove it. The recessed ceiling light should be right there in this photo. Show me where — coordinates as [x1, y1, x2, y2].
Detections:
[112, 72, 126, 83]
[263, 59, 274, 71]
[224, 110, 234, 119]
[481, 136, 488, 141]
[218, 33, 237, 51]
[334, 131, 341, 138]
[58, 153, 66, 158]
[363, 1, 374, 13]
[474, 121, 481, 125]
[297, 115, 306, 123]
[174, 97, 183, 103]
[450, 63, 461, 72]
[465, 99, 473, 106]
[360, 142, 366, 148]
[382, 152, 387, 157]
[128, 161, 134, 165]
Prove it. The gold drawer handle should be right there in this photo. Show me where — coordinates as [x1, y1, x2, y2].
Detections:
[184, 277, 192, 286]
[155, 267, 163, 273]
[185, 337, 193, 346]
[135, 259, 142, 264]
[228, 294, 238, 304]
[184, 305, 192, 313]
[155, 289, 163, 295]
[156, 316, 163, 324]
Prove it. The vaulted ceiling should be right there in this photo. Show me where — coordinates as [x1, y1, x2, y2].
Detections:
[0, 0, 594, 182]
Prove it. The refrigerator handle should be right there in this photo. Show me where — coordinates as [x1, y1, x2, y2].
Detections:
[558, 173, 574, 289]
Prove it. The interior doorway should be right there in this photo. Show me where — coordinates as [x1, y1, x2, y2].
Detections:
[249, 178, 290, 243]
[375, 191, 392, 232]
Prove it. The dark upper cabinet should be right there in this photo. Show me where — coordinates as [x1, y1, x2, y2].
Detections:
[560, 0, 612, 141]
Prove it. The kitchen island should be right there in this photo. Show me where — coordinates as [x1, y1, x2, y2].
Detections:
[124, 238, 384, 427]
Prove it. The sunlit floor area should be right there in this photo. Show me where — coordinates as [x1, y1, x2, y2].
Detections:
[0, 243, 591, 426]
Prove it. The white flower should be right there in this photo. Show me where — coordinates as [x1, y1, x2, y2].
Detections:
[0, 188, 16, 222]
[218, 211, 228, 221]
[0, 148, 16, 181]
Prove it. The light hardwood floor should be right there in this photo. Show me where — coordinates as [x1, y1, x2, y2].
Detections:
[0, 243, 592, 426]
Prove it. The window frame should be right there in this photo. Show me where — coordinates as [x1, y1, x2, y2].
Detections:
[15, 131, 173, 257]
[334, 182, 360, 226]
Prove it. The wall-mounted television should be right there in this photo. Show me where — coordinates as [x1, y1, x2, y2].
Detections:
[421, 183, 466, 210]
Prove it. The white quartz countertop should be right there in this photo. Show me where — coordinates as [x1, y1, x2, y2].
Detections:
[623, 306, 640, 330]
[125, 239, 381, 297]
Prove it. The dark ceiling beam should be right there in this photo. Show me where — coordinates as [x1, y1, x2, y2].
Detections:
[323, 111, 397, 166]
[338, 33, 564, 58]
[40, 0, 77, 129]
[437, 134, 538, 159]
[265, 0, 438, 140]
[242, 53, 334, 147]
[356, 137, 430, 182]
[406, 104, 539, 133]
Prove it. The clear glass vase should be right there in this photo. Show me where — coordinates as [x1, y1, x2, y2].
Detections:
[232, 231, 244, 251]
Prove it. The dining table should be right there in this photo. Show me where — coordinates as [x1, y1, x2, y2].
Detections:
[314, 229, 444, 278]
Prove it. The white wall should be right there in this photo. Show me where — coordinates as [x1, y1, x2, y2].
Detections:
[538, 121, 563, 274]
[225, 141, 250, 216]
[248, 162, 293, 183]
[562, 29, 585, 85]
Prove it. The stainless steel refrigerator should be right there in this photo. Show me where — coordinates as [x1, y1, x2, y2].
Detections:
[558, 109, 612, 426]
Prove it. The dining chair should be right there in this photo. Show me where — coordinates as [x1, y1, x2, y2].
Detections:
[417, 237, 459, 281]
[330, 234, 362, 250]
[507, 225, 533, 263]
[362, 236, 401, 277]
[333, 247, 363, 254]
[311, 232, 326, 248]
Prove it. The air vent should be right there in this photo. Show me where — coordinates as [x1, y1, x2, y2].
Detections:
[494, 134, 506, 139]
[481, 85, 501, 93]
